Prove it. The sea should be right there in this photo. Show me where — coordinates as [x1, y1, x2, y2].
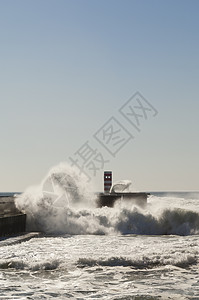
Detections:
[0, 164, 199, 299]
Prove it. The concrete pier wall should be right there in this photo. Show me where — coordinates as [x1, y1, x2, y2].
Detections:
[0, 214, 26, 236]
[97, 192, 148, 208]
[0, 196, 26, 237]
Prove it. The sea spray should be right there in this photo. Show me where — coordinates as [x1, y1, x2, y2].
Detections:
[15, 163, 106, 234]
[15, 164, 199, 235]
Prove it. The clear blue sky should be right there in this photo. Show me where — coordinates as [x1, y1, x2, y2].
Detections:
[1, 0, 199, 192]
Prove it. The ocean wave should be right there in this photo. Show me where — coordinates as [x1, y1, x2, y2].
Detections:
[77, 254, 197, 269]
[14, 163, 199, 236]
[0, 259, 59, 271]
[113, 295, 181, 300]
[114, 207, 199, 235]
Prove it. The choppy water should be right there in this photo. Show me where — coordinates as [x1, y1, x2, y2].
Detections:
[0, 232, 199, 299]
[1, 164, 199, 299]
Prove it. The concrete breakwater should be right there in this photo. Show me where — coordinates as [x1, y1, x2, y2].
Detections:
[0, 196, 26, 237]
[97, 192, 148, 208]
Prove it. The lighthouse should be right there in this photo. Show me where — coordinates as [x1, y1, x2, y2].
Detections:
[104, 171, 112, 193]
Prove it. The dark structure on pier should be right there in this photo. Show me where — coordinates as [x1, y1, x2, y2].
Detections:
[0, 197, 26, 237]
[97, 192, 148, 208]
[97, 171, 148, 208]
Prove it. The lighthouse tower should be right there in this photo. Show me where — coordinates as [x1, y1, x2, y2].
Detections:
[104, 171, 112, 193]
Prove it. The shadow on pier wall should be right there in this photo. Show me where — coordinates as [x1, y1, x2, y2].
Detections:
[0, 197, 26, 237]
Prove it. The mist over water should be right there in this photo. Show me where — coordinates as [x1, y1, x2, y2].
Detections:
[15, 163, 199, 236]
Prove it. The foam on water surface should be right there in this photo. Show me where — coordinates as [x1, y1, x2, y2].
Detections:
[7, 163, 199, 298]
[0, 234, 198, 299]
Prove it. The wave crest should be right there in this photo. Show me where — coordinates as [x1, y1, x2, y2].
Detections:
[77, 254, 197, 269]
[14, 163, 199, 236]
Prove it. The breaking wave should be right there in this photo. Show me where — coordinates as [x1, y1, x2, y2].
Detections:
[0, 259, 59, 271]
[1, 253, 196, 271]
[15, 163, 199, 236]
[77, 254, 197, 269]
[113, 206, 199, 235]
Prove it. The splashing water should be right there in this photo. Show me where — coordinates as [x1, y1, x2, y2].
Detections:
[15, 163, 199, 236]
[15, 163, 102, 234]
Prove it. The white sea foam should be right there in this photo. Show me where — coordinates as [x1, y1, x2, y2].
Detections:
[0, 259, 60, 271]
[15, 163, 199, 236]
[0, 233, 199, 299]
[77, 253, 197, 269]
[15, 163, 102, 234]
